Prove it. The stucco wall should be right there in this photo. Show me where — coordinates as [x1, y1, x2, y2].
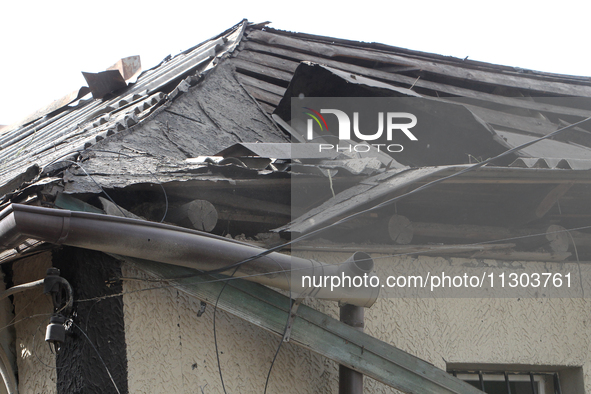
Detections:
[123, 253, 591, 393]
[12, 252, 57, 394]
[122, 263, 338, 393]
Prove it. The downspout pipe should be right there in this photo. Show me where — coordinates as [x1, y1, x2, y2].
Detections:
[339, 304, 364, 394]
[0, 204, 379, 307]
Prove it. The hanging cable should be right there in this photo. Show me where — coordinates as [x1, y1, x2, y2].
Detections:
[72, 322, 121, 394]
[55, 159, 127, 218]
[27, 116, 591, 394]
[0, 279, 44, 301]
[88, 150, 169, 223]
[41, 149, 169, 222]
[212, 256, 293, 394]
[38, 115, 591, 286]
[189, 115, 591, 279]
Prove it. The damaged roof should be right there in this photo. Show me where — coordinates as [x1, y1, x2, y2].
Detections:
[1, 20, 591, 262]
[2, 20, 591, 195]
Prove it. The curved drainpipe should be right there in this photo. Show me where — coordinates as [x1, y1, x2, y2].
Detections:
[0, 204, 379, 307]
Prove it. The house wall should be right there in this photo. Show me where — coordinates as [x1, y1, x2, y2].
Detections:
[12, 252, 57, 394]
[122, 263, 339, 393]
[122, 253, 590, 393]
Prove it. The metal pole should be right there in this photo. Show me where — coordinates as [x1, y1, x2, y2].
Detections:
[339, 304, 364, 394]
[504, 371, 511, 394]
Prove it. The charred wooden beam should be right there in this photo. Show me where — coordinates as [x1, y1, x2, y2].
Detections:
[194, 190, 293, 217]
[387, 215, 413, 244]
[166, 199, 218, 232]
[567, 230, 591, 252]
[386, 215, 570, 253]
[217, 208, 289, 225]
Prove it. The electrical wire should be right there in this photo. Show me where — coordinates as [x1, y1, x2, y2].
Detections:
[54, 159, 128, 218]
[211, 258, 292, 394]
[140, 116, 591, 285]
[213, 267, 238, 394]
[0, 313, 54, 335]
[88, 150, 169, 223]
[110, 220, 591, 285]
[72, 322, 122, 394]
[40, 149, 169, 223]
[41, 116, 591, 287]
[35, 116, 591, 394]
[263, 298, 291, 394]
[3, 292, 46, 334]
[67, 218, 590, 393]
[31, 319, 66, 370]
[27, 284, 75, 370]
[16, 299, 74, 373]
[0, 279, 44, 301]
[69, 201, 591, 393]
[68, 220, 591, 302]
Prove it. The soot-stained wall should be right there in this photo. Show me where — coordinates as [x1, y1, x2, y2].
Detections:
[53, 247, 128, 394]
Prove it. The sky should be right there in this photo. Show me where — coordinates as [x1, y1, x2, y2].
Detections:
[1, 0, 590, 126]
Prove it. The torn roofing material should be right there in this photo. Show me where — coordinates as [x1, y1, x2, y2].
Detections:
[274, 62, 519, 167]
[509, 157, 591, 170]
[276, 167, 445, 234]
[236, 24, 591, 104]
[234, 24, 591, 157]
[82, 70, 128, 99]
[273, 62, 591, 167]
[2, 20, 591, 230]
[0, 20, 249, 193]
[497, 129, 591, 159]
[215, 142, 339, 160]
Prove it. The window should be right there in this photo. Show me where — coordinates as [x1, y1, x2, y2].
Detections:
[450, 371, 560, 394]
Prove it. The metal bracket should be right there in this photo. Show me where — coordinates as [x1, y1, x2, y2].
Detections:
[282, 297, 303, 342]
[197, 301, 207, 317]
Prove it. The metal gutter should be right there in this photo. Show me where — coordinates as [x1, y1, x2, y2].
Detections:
[0, 204, 378, 307]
